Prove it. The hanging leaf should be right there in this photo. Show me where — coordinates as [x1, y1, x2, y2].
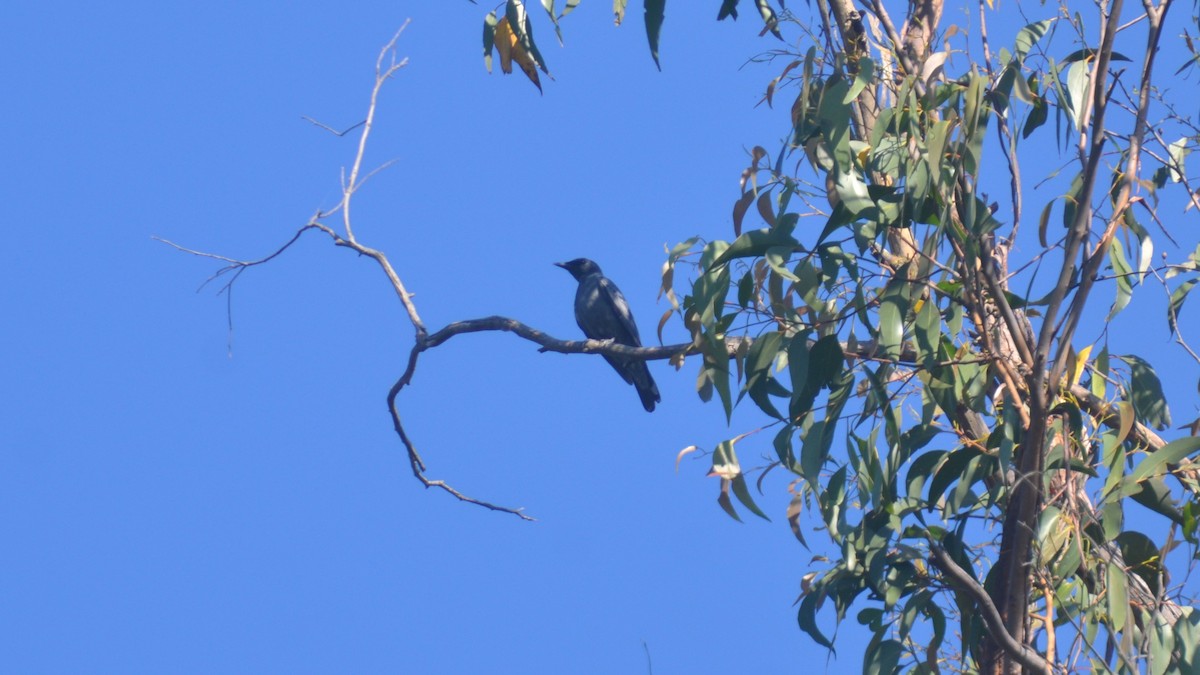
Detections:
[1168, 278, 1199, 335]
[644, 0, 666, 70]
[494, 12, 545, 92]
[717, 0, 740, 20]
[1124, 436, 1200, 488]
[1107, 236, 1133, 320]
[732, 190, 755, 236]
[541, 0, 564, 45]
[614, 0, 628, 25]
[482, 11, 499, 72]
[864, 636, 903, 675]
[1013, 18, 1055, 60]
[843, 57, 875, 103]
[732, 473, 771, 520]
[1065, 59, 1090, 132]
[1023, 96, 1048, 138]
[716, 480, 743, 521]
[1116, 354, 1172, 430]
[1168, 137, 1191, 183]
[755, 0, 782, 40]
[1069, 344, 1093, 387]
[1107, 561, 1130, 632]
[786, 492, 808, 547]
[756, 190, 777, 226]
[798, 591, 835, 649]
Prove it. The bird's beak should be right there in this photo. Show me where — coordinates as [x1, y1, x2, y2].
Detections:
[554, 262, 567, 269]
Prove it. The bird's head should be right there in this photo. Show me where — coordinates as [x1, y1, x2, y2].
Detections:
[554, 258, 602, 281]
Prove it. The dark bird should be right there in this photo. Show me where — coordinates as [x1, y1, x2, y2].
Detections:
[556, 258, 661, 412]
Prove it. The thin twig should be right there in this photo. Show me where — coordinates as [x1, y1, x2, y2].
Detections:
[301, 116, 367, 137]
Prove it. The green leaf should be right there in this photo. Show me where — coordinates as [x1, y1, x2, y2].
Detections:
[745, 331, 786, 419]
[787, 334, 811, 415]
[712, 222, 800, 268]
[1129, 476, 1184, 524]
[1013, 19, 1055, 60]
[1116, 354, 1172, 430]
[707, 345, 734, 422]
[732, 472, 771, 520]
[1107, 237, 1134, 320]
[924, 120, 951, 190]
[1168, 278, 1199, 336]
[1126, 436, 1200, 486]
[1175, 611, 1200, 670]
[798, 591, 835, 649]
[1090, 345, 1109, 399]
[1023, 96, 1048, 138]
[843, 57, 874, 103]
[541, 0, 564, 45]
[644, 0, 666, 70]
[1065, 59, 1090, 132]
[1061, 48, 1133, 63]
[928, 447, 985, 505]
[507, 0, 550, 74]
[1148, 611, 1175, 675]
[1062, 171, 1085, 230]
[906, 450, 946, 502]
[818, 77, 853, 171]
[1168, 137, 1190, 183]
[820, 465, 848, 538]
[765, 246, 800, 282]
[1107, 561, 1129, 632]
[1115, 531, 1164, 597]
[1037, 197, 1054, 247]
[801, 420, 829, 488]
[832, 169, 875, 217]
[864, 636, 903, 675]
[876, 281, 909, 359]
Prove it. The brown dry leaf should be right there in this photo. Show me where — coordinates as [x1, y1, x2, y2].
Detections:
[658, 259, 675, 305]
[756, 190, 777, 226]
[675, 445, 699, 472]
[733, 190, 755, 236]
[656, 308, 673, 345]
[751, 145, 768, 171]
[495, 17, 515, 74]
[764, 60, 802, 108]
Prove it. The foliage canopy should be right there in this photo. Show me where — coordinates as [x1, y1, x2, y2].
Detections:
[476, 0, 1200, 672]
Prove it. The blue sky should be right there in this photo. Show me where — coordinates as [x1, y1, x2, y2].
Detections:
[1, 2, 843, 672]
[5, 1, 1200, 673]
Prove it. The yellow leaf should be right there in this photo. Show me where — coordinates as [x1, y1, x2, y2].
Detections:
[1070, 344, 1093, 387]
[494, 17, 515, 74]
[491, 17, 542, 93]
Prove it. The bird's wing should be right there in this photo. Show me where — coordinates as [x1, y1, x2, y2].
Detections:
[594, 276, 643, 347]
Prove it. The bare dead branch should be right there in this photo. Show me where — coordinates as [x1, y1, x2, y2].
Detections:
[154, 223, 330, 295]
[342, 21, 411, 245]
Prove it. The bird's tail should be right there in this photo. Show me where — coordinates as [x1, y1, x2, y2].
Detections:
[632, 364, 661, 412]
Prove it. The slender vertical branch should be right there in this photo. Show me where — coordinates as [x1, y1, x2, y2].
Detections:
[343, 22, 410, 244]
